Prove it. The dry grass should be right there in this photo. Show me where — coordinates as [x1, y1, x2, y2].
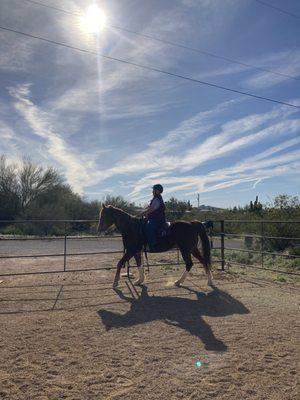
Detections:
[0, 255, 299, 399]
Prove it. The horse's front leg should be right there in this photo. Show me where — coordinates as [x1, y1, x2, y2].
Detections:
[113, 252, 132, 288]
[133, 252, 144, 285]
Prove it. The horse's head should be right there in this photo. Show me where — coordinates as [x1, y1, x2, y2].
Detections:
[97, 205, 115, 233]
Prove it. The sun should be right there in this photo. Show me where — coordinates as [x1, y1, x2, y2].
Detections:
[80, 4, 107, 33]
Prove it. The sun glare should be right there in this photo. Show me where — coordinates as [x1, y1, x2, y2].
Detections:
[80, 4, 107, 33]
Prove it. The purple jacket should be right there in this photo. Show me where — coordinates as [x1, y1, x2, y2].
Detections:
[148, 194, 166, 222]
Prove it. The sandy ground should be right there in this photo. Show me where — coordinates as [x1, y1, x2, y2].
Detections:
[0, 256, 299, 400]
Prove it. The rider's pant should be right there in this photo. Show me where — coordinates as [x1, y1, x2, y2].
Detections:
[146, 219, 164, 247]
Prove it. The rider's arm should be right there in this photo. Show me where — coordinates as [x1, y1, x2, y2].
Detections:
[140, 198, 160, 217]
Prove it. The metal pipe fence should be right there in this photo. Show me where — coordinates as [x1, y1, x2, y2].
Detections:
[0, 219, 182, 277]
[0, 219, 299, 277]
[212, 219, 300, 276]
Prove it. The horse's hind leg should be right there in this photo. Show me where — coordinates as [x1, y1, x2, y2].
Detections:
[133, 252, 144, 285]
[192, 248, 213, 286]
[174, 250, 193, 287]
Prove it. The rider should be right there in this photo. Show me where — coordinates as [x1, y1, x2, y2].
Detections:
[141, 184, 166, 251]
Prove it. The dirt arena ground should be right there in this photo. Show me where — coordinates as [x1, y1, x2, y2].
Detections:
[0, 256, 299, 400]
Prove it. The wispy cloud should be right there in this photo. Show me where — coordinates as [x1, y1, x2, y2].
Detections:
[113, 101, 299, 181]
[0, 121, 23, 165]
[8, 84, 99, 193]
[128, 148, 300, 202]
[178, 118, 300, 172]
[5, 82, 300, 201]
[197, 50, 300, 89]
[105, 98, 244, 178]
[126, 103, 300, 201]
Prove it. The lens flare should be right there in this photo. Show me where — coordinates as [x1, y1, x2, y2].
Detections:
[80, 4, 107, 33]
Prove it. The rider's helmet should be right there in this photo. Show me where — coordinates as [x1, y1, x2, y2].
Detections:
[152, 184, 163, 193]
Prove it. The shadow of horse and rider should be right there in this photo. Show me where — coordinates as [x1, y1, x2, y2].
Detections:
[98, 284, 249, 352]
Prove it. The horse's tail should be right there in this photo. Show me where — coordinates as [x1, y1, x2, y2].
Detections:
[191, 221, 212, 271]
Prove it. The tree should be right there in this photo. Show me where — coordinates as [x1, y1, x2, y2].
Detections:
[0, 156, 20, 220]
[264, 195, 300, 251]
[0, 155, 88, 234]
[165, 197, 191, 219]
[273, 194, 299, 210]
[19, 159, 63, 212]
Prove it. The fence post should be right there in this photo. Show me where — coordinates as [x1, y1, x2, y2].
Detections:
[261, 221, 264, 269]
[221, 220, 225, 271]
[63, 221, 67, 272]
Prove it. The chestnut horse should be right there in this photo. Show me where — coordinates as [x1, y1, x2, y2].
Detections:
[97, 205, 213, 288]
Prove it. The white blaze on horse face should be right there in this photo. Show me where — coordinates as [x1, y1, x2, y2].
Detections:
[98, 210, 107, 232]
[99, 220, 108, 232]
[99, 208, 115, 232]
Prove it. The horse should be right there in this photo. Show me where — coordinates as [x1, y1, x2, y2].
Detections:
[97, 205, 213, 288]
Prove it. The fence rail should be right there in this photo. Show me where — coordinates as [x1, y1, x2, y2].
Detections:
[214, 219, 300, 276]
[0, 219, 299, 277]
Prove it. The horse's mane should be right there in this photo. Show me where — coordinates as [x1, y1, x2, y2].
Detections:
[107, 205, 138, 220]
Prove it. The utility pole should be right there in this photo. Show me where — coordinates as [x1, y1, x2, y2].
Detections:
[197, 193, 200, 208]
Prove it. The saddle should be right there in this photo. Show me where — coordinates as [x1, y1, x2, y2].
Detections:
[138, 219, 213, 253]
[161, 221, 171, 236]
[138, 219, 172, 253]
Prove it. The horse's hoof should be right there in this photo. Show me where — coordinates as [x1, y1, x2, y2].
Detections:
[208, 280, 213, 287]
[174, 280, 181, 287]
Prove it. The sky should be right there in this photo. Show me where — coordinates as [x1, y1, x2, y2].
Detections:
[0, 0, 299, 208]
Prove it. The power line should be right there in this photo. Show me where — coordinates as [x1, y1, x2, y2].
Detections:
[1, 24, 299, 109]
[20, 0, 300, 82]
[109, 25, 300, 82]
[23, 0, 300, 20]
[252, 0, 300, 19]
[22, 0, 76, 16]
